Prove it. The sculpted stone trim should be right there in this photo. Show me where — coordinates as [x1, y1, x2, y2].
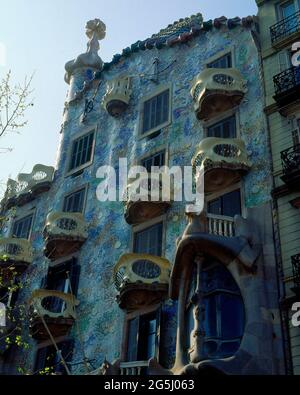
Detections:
[191, 68, 247, 121]
[166, 211, 280, 375]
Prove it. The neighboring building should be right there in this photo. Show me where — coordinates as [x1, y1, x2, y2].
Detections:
[256, 0, 300, 375]
[0, 11, 287, 375]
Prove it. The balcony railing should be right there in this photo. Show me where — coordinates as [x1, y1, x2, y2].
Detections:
[29, 289, 79, 319]
[2, 165, 55, 208]
[270, 11, 300, 46]
[273, 67, 300, 99]
[114, 253, 171, 310]
[120, 361, 149, 375]
[192, 137, 251, 192]
[43, 211, 88, 259]
[124, 176, 173, 225]
[102, 76, 132, 117]
[29, 289, 79, 340]
[191, 68, 247, 120]
[0, 238, 33, 266]
[281, 144, 300, 183]
[207, 213, 235, 237]
[292, 253, 300, 291]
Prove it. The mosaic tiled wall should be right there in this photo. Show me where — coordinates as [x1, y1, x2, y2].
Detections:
[2, 22, 274, 374]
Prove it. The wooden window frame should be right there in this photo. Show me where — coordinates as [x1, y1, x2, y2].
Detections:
[138, 84, 172, 139]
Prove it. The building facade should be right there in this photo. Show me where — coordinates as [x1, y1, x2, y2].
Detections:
[256, 0, 300, 375]
[0, 8, 295, 375]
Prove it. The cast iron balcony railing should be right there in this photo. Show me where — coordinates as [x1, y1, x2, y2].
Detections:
[292, 253, 300, 293]
[29, 289, 79, 340]
[270, 11, 300, 47]
[273, 67, 300, 106]
[280, 144, 300, 186]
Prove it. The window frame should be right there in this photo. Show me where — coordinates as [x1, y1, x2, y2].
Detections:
[276, 0, 300, 21]
[11, 213, 34, 240]
[62, 185, 88, 214]
[206, 183, 246, 218]
[205, 49, 235, 69]
[121, 304, 162, 363]
[131, 215, 166, 257]
[203, 109, 240, 139]
[138, 84, 172, 139]
[66, 127, 97, 177]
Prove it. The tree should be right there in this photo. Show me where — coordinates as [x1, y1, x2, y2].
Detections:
[0, 70, 34, 142]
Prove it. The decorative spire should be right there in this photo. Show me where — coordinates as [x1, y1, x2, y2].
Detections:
[65, 19, 106, 84]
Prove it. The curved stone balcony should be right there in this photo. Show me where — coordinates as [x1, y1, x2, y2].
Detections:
[2, 165, 55, 209]
[192, 137, 251, 193]
[29, 289, 79, 341]
[114, 253, 171, 311]
[124, 176, 173, 225]
[102, 76, 132, 117]
[43, 212, 88, 260]
[191, 68, 247, 121]
[0, 238, 33, 273]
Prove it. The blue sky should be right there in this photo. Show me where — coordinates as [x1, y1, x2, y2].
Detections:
[0, 0, 257, 195]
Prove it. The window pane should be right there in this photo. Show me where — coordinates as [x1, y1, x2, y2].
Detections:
[208, 198, 221, 215]
[142, 90, 170, 134]
[127, 317, 139, 362]
[203, 296, 218, 338]
[221, 190, 241, 217]
[69, 132, 94, 171]
[207, 115, 236, 139]
[63, 189, 85, 213]
[208, 53, 232, 68]
[12, 215, 33, 239]
[134, 223, 163, 256]
[220, 294, 244, 339]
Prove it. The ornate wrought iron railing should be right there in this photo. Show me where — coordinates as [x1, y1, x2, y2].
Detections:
[270, 11, 300, 44]
[273, 67, 300, 96]
[281, 144, 300, 175]
[292, 253, 300, 290]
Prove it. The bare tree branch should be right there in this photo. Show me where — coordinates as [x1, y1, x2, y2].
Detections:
[0, 71, 34, 139]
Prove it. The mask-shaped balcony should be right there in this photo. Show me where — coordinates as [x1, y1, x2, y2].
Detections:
[29, 289, 79, 341]
[191, 68, 247, 121]
[114, 253, 171, 311]
[192, 137, 251, 193]
[102, 76, 132, 117]
[43, 212, 88, 261]
[124, 176, 173, 225]
[2, 165, 55, 210]
[0, 238, 33, 274]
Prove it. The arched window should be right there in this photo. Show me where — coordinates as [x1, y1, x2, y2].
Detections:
[186, 260, 245, 360]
